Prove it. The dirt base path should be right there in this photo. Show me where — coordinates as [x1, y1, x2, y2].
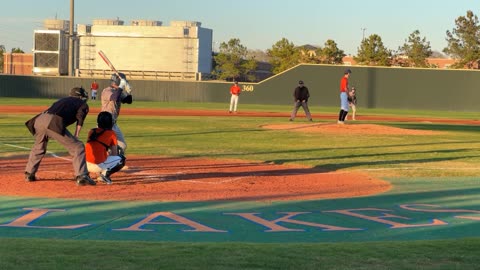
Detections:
[0, 156, 390, 202]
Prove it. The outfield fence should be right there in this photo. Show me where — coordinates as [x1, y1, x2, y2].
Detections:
[1, 64, 479, 111]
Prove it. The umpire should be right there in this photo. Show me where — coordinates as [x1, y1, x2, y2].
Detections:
[24, 87, 96, 186]
[289, 80, 313, 121]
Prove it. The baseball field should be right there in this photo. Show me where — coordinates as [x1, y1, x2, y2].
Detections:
[1, 98, 480, 269]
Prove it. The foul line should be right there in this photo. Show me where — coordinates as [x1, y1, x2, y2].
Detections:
[3, 143, 72, 161]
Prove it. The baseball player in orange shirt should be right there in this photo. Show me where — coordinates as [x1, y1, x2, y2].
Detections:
[338, 69, 352, 124]
[85, 111, 126, 184]
[229, 81, 241, 113]
[90, 80, 99, 100]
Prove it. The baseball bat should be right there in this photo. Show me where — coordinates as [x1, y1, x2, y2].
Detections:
[98, 50, 120, 77]
[98, 50, 133, 93]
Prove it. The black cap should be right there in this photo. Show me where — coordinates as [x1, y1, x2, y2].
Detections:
[69, 87, 88, 100]
[344, 69, 352, 74]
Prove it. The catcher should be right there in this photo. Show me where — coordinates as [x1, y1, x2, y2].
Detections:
[85, 111, 126, 184]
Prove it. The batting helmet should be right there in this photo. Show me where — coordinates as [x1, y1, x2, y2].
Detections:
[70, 87, 88, 100]
[97, 111, 114, 130]
[110, 73, 126, 86]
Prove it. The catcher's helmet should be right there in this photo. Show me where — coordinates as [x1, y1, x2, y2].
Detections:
[97, 111, 114, 130]
[70, 87, 88, 100]
[110, 73, 126, 86]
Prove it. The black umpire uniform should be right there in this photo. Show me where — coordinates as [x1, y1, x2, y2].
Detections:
[289, 80, 312, 121]
[24, 87, 96, 186]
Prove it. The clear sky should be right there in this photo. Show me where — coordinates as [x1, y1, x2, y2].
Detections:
[0, 0, 476, 55]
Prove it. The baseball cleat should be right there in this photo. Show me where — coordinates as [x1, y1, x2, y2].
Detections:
[76, 174, 96, 186]
[25, 172, 36, 182]
[98, 173, 113, 185]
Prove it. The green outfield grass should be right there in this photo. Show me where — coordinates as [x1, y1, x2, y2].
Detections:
[1, 98, 480, 269]
[0, 237, 479, 270]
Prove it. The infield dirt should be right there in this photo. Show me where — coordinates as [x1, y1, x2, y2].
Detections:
[2, 105, 465, 202]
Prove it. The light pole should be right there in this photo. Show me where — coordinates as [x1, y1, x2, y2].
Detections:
[212, 41, 220, 53]
[68, 0, 75, 76]
[361, 28, 367, 41]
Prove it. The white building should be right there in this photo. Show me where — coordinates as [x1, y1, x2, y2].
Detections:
[76, 19, 213, 80]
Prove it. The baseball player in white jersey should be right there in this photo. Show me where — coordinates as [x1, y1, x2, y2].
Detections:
[101, 73, 133, 155]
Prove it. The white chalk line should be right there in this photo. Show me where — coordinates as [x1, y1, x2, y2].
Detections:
[4, 143, 72, 161]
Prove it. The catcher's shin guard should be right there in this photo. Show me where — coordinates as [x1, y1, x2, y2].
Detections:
[117, 146, 125, 156]
[106, 155, 126, 177]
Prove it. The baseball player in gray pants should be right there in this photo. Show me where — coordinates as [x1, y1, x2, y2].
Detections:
[101, 73, 133, 155]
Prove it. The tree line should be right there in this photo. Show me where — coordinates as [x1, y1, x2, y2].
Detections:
[214, 10, 480, 82]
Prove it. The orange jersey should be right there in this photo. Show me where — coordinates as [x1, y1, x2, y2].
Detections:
[230, 85, 241, 95]
[340, 77, 349, 92]
[91, 82, 99, 90]
[85, 128, 117, 163]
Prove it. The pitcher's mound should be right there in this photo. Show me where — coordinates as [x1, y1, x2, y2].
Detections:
[263, 123, 441, 135]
